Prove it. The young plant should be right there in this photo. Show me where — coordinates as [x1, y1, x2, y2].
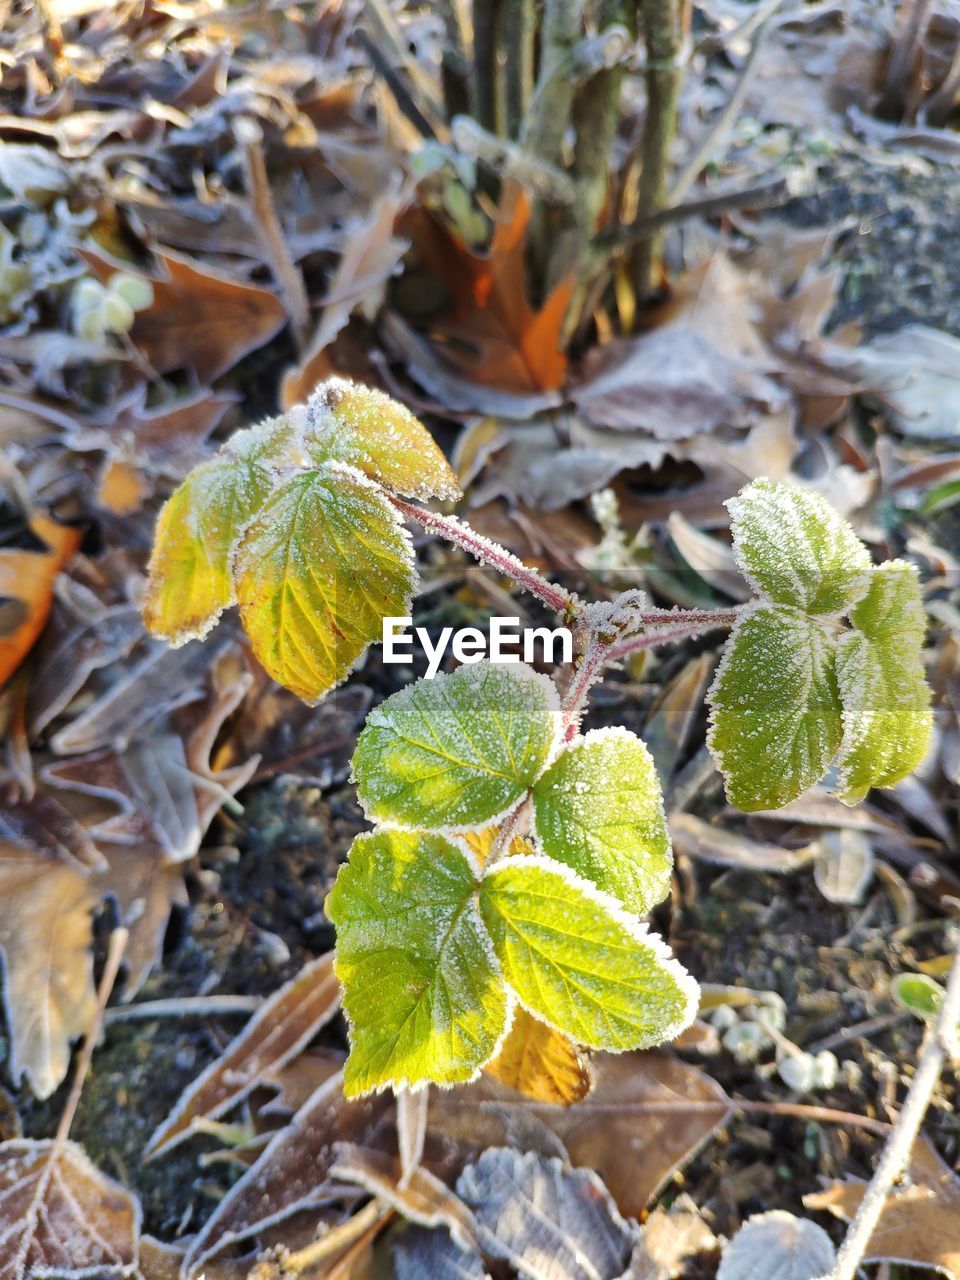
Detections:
[143, 378, 934, 1097]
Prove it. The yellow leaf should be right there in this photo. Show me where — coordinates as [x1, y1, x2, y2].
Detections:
[485, 1007, 592, 1105]
[143, 451, 275, 645]
[462, 827, 534, 868]
[303, 379, 461, 501]
[234, 465, 415, 702]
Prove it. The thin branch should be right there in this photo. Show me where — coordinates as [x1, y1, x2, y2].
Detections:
[389, 497, 579, 616]
[105, 995, 261, 1022]
[504, 0, 537, 137]
[824, 945, 960, 1280]
[606, 608, 740, 662]
[451, 115, 578, 204]
[55, 929, 128, 1145]
[235, 117, 310, 351]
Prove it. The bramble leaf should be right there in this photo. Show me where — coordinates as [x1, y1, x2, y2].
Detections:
[836, 562, 932, 804]
[707, 604, 842, 811]
[353, 662, 560, 830]
[325, 829, 509, 1096]
[484, 1006, 592, 1104]
[143, 443, 275, 644]
[479, 856, 697, 1052]
[301, 378, 461, 501]
[531, 727, 672, 915]
[728, 477, 871, 615]
[233, 465, 415, 703]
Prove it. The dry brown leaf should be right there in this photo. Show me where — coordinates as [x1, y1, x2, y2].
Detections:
[80, 245, 287, 382]
[0, 792, 99, 1098]
[0, 514, 81, 685]
[805, 1136, 960, 1279]
[400, 181, 572, 395]
[431, 1052, 734, 1220]
[182, 1069, 393, 1274]
[146, 951, 340, 1158]
[0, 1138, 140, 1279]
[484, 1007, 592, 1106]
[670, 812, 816, 874]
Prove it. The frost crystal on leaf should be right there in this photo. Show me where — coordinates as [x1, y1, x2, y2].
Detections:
[531, 726, 672, 915]
[835, 560, 932, 803]
[728, 477, 871, 615]
[707, 603, 842, 811]
[302, 377, 462, 501]
[353, 661, 560, 830]
[324, 829, 510, 1096]
[479, 854, 698, 1052]
[717, 1209, 835, 1280]
[233, 463, 416, 704]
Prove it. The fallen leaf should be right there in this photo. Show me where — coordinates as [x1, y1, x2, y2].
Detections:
[717, 1210, 835, 1280]
[431, 1052, 734, 1220]
[0, 794, 99, 1098]
[805, 1136, 960, 1279]
[484, 1007, 592, 1106]
[146, 951, 340, 1158]
[849, 325, 960, 441]
[0, 513, 81, 685]
[182, 1070, 393, 1274]
[670, 813, 816, 874]
[399, 181, 572, 396]
[0, 1138, 140, 1279]
[457, 1147, 638, 1280]
[633, 1198, 719, 1280]
[393, 1226, 490, 1280]
[80, 245, 287, 382]
[812, 829, 875, 905]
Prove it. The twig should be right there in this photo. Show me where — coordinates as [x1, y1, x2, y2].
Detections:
[389, 497, 579, 616]
[277, 1199, 391, 1276]
[55, 929, 128, 1145]
[235, 117, 310, 351]
[668, 0, 788, 206]
[451, 116, 578, 204]
[881, 0, 934, 120]
[600, 174, 797, 251]
[473, 0, 504, 134]
[105, 994, 261, 1022]
[356, 31, 440, 140]
[922, 34, 960, 126]
[739, 1100, 891, 1139]
[438, 0, 473, 119]
[606, 609, 740, 662]
[822, 945, 960, 1280]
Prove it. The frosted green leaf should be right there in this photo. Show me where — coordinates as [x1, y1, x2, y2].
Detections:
[707, 604, 842, 811]
[143, 451, 274, 644]
[728, 477, 871, 614]
[233, 464, 415, 703]
[325, 829, 509, 1096]
[353, 662, 560, 830]
[531, 727, 672, 915]
[835, 561, 932, 804]
[478, 856, 697, 1052]
[301, 377, 461, 501]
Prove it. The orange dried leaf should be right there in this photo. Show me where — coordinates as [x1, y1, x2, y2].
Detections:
[403, 182, 572, 394]
[0, 515, 80, 686]
[484, 1007, 592, 1106]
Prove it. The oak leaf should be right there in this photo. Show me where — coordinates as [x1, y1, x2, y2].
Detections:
[0, 514, 80, 685]
[401, 181, 572, 395]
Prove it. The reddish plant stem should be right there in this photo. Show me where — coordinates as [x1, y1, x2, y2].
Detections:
[390, 498, 577, 616]
[606, 609, 740, 662]
[561, 630, 609, 740]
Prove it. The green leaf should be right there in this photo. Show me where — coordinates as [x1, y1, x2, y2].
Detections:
[233, 464, 415, 703]
[301, 378, 461, 501]
[353, 662, 560, 830]
[707, 604, 842, 811]
[143, 449, 275, 644]
[479, 856, 697, 1052]
[891, 972, 944, 1021]
[325, 829, 509, 1096]
[531, 727, 672, 915]
[728, 477, 871, 614]
[835, 562, 932, 804]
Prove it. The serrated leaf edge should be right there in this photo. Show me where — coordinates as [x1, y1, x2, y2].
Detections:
[352, 662, 563, 833]
[480, 851, 700, 1051]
